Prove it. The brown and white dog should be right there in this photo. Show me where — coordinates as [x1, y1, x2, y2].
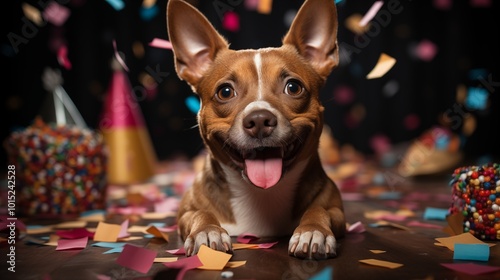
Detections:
[166, 0, 345, 259]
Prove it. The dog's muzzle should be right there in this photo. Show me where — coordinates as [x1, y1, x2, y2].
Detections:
[220, 108, 305, 190]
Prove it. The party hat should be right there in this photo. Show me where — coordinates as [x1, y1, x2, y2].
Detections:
[40, 67, 87, 128]
[100, 60, 157, 185]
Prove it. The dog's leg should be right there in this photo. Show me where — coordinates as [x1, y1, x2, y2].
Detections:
[288, 205, 345, 259]
[178, 209, 232, 256]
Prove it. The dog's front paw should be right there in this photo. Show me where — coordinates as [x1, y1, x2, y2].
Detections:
[288, 226, 337, 260]
[184, 225, 232, 256]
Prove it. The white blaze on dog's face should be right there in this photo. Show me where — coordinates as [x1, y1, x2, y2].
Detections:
[167, 0, 339, 189]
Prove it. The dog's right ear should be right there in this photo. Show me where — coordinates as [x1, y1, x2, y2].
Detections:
[167, 0, 229, 89]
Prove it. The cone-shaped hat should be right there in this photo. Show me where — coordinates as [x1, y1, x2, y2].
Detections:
[100, 61, 157, 184]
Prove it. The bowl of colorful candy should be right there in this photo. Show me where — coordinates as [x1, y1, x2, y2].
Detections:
[5, 117, 108, 218]
[449, 163, 500, 240]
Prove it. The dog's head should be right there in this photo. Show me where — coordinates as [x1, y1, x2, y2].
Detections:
[167, 0, 339, 189]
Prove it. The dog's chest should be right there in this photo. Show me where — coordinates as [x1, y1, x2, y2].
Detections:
[220, 160, 307, 237]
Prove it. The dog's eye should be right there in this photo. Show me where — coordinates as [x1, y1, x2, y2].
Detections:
[216, 85, 237, 101]
[284, 80, 304, 96]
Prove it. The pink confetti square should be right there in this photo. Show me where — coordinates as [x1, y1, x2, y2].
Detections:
[56, 237, 88, 251]
[43, 2, 70, 26]
[116, 244, 157, 274]
[222, 11, 240, 32]
[166, 247, 186, 255]
[237, 233, 259, 244]
[441, 263, 500, 276]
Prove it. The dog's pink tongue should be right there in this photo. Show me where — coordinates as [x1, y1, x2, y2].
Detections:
[245, 158, 282, 189]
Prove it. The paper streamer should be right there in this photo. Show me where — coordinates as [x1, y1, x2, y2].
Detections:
[112, 40, 129, 72]
[359, 1, 384, 27]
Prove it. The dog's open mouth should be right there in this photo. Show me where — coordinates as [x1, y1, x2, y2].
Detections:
[224, 139, 302, 189]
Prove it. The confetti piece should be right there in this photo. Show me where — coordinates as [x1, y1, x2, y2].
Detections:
[414, 39, 438, 62]
[365, 209, 414, 222]
[440, 263, 500, 276]
[118, 236, 143, 242]
[245, 0, 259, 10]
[309, 266, 332, 280]
[257, 0, 273, 14]
[197, 245, 232, 270]
[369, 221, 410, 231]
[154, 196, 180, 212]
[141, 212, 176, 220]
[43, 2, 71, 26]
[370, 250, 386, 254]
[366, 53, 396, 79]
[164, 255, 203, 270]
[406, 221, 443, 229]
[359, 1, 384, 27]
[359, 259, 403, 269]
[232, 241, 278, 250]
[27, 225, 53, 235]
[149, 38, 173, 50]
[154, 257, 178, 263]
[143, 0, 156, 8]
[146, 226, 170, 242]
[232, 243, 258, 250]
[345, 13, 371, 35]
[423, 207, 448, 221]
[222, 11, 240, 32]
[167, 247, 186, 255]
[94, 222, 121, 242]
[105, 0, 125, 11]
[127, 225, 150, 233]
[55, 221, 87, 229]
[116, 244, 157, 274]
[118, 219, 130, 239]
[237, 233, 260, 244]
[112, 39, 129, 72]
[257, 241, 279, 249]
[347, 221, 366, 233]
[79, 210, 106, 222]
[225, 261, 247, 268]
[185, 95, 201, 114]
[454, 243, 489, 261]
[92, 242, 127, 248]
[56, 237, 88, 250]
[103, 247, 125, 254]
[139, 4, 159, 21]
[465, 87, 489, 110]
[435, 233, 494, 251]
[22, 3, 44, 26]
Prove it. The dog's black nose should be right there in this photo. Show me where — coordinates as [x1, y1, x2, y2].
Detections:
[243, 109, 277, 139]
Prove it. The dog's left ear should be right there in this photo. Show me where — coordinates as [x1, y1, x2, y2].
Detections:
[283, 0, 339, 79]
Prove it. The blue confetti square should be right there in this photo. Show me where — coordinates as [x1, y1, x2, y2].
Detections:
[465, 87, 489, 110]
